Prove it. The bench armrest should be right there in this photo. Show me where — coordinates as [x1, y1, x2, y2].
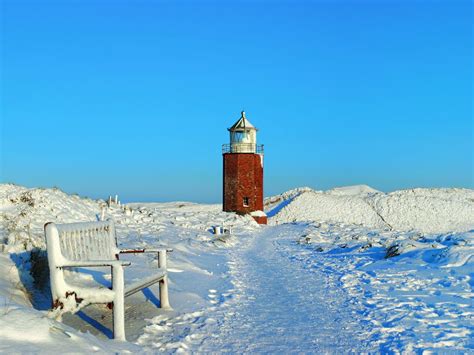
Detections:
[119, 248, 173, 254]
[58, 260, 132, 268]
[119, 248, 171, 270]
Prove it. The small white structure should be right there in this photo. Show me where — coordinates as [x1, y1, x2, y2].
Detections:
[107, 195, 120, 207]
[100, 206, 106, 221]
[212, 225, 233, 236]
[44, 220, 172, 341]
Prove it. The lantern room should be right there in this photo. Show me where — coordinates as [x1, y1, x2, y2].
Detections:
[223, 111, 263, 154]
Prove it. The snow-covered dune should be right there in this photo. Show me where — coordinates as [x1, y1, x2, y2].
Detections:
[370, 188, 474, 233]
[267, 186, 474, 233]
[0, 184, 256, 353]
[269, 189, 387, 229]
[327, 184, 381, 196]
[0, 184, 101, 251]
[1, 184, 473, 352]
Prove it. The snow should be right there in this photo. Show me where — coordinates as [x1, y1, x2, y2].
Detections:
[0, 183, 473, 352]
[290, 223, 474, 352]
[250, 210, 267, 217]
[327, 184, 381, 196]
[0, 253, 140, 353]
[267, 185, 474, 233]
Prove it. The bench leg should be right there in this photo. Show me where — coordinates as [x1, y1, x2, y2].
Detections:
[112, 265, 126, 341]
[159, 275, 171, 309]
[158, 250, 171, 309]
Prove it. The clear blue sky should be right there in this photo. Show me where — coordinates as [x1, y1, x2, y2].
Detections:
[1, 0, 472, 203]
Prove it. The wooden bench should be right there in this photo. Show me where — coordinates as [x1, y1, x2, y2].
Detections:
[44, 220, 171, 341]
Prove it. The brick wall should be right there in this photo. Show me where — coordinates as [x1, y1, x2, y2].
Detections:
[223, 153, 264, 215]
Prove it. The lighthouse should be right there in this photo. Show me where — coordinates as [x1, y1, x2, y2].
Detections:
[222, 111, 267, 224]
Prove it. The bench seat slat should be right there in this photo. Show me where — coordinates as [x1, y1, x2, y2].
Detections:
[59, 260, 131, 268]
[124, 272, 166, 298]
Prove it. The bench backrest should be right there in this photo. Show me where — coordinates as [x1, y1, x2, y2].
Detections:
[45, 220, 119, 267]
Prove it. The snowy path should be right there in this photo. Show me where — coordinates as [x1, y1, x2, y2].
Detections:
[136, 221, 473, 353]
[196, 225, 373, 352]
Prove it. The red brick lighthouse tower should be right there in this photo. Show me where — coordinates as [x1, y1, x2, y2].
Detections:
[222, 111, 267, 224]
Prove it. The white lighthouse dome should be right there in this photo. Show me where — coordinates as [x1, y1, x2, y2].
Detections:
[228, 111, 258, 153]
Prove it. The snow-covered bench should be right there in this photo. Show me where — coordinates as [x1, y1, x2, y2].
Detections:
[44, 220, 171, 341]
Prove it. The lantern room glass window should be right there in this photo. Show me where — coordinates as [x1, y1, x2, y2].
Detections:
[232, 130, 252, 143]
[232, 131, 248, 142]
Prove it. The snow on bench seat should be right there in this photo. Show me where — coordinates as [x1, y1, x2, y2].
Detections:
[44, 220, 172, 341]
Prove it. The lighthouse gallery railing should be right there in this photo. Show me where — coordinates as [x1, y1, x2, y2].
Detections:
[222, 143, 264, 154]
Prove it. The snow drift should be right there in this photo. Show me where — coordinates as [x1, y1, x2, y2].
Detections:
[266, 185, 474, 233]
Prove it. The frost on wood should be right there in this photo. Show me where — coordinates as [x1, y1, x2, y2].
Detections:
[45, 221, 119, 317]
[44, 220, 171, 341]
